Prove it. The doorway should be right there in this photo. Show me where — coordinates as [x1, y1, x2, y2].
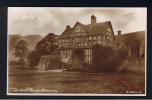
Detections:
[72, 49, 85, 70]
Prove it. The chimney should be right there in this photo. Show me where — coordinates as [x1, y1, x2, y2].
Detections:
[91, 15, 96, 24]
[66, 25, 70, 29]
[118, 30, 121, 35]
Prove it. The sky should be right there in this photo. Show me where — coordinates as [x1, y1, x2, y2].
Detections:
[8, 7, 147, 36]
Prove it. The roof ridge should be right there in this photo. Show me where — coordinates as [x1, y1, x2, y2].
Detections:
[85, 21, 111, 26]
[125, 30, 145, 34]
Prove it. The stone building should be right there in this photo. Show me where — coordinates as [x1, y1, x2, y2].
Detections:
[115, 31, 145, 72]
[115, 30, 145, 58]
[58, 15, 115, 68]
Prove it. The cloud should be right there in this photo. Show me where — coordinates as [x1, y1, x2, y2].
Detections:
[8, 7, 146, 36]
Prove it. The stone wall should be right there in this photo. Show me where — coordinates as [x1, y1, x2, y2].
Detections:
[38, 55, 60, 71]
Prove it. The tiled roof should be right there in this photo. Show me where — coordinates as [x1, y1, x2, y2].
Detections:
[59, 21, 114, 38]
[115, 31, 145, 46]
[59, 28, 73, 38]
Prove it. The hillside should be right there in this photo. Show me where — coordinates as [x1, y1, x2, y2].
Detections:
[9, 35, 43, 61]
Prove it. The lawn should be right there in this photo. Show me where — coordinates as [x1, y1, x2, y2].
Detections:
[8, 68, 145, 94]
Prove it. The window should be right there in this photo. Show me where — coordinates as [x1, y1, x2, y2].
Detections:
[89, 36, 92, 40]
[66, 39, 68, 42]
[103, 36, 105, 40]
[98, 36, 101, 39]
[93, 36, 96, 40]
[74, 26, 83, 33]
[98, 41, 101, 44]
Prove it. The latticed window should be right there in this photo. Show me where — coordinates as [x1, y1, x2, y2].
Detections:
[89, 36, 92, 40]
[85, 43, 87, 46]
[98, 35, 101, 39]
[97, 41, 101, 45]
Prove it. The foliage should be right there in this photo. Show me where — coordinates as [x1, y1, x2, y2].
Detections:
[14, 40, 29, 58]
[28, 33, 58, 67]
[27, 50, 41, 67]
[35, 33, 58, 55]
[14, 40, 29, 67]
[90, 44, 127, 72]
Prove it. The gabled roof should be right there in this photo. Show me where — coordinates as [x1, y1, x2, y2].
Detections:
[85, 21, 113, 35]
[115, 31, 145, 46]
[59, 28, 73, 38]
[59, 21, 114, 38]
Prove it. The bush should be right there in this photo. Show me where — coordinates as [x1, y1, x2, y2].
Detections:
[89, 45, 127, 72]
[27, 50, 41, 67]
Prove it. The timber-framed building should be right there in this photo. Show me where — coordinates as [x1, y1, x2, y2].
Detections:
[38, 15, 145, 71]
[58, 15, 115, 68]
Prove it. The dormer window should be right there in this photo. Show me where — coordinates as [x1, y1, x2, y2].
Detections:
[74, 26, 82, 33]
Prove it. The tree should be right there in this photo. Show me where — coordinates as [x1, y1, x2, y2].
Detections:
[14, 40, 29, 68]
[27, 50, 41, 68]
[35, 33, 58, 55]
[28, 33, 58, 67]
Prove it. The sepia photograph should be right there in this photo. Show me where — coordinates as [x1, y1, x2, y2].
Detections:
[7, 7, 146, 96]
